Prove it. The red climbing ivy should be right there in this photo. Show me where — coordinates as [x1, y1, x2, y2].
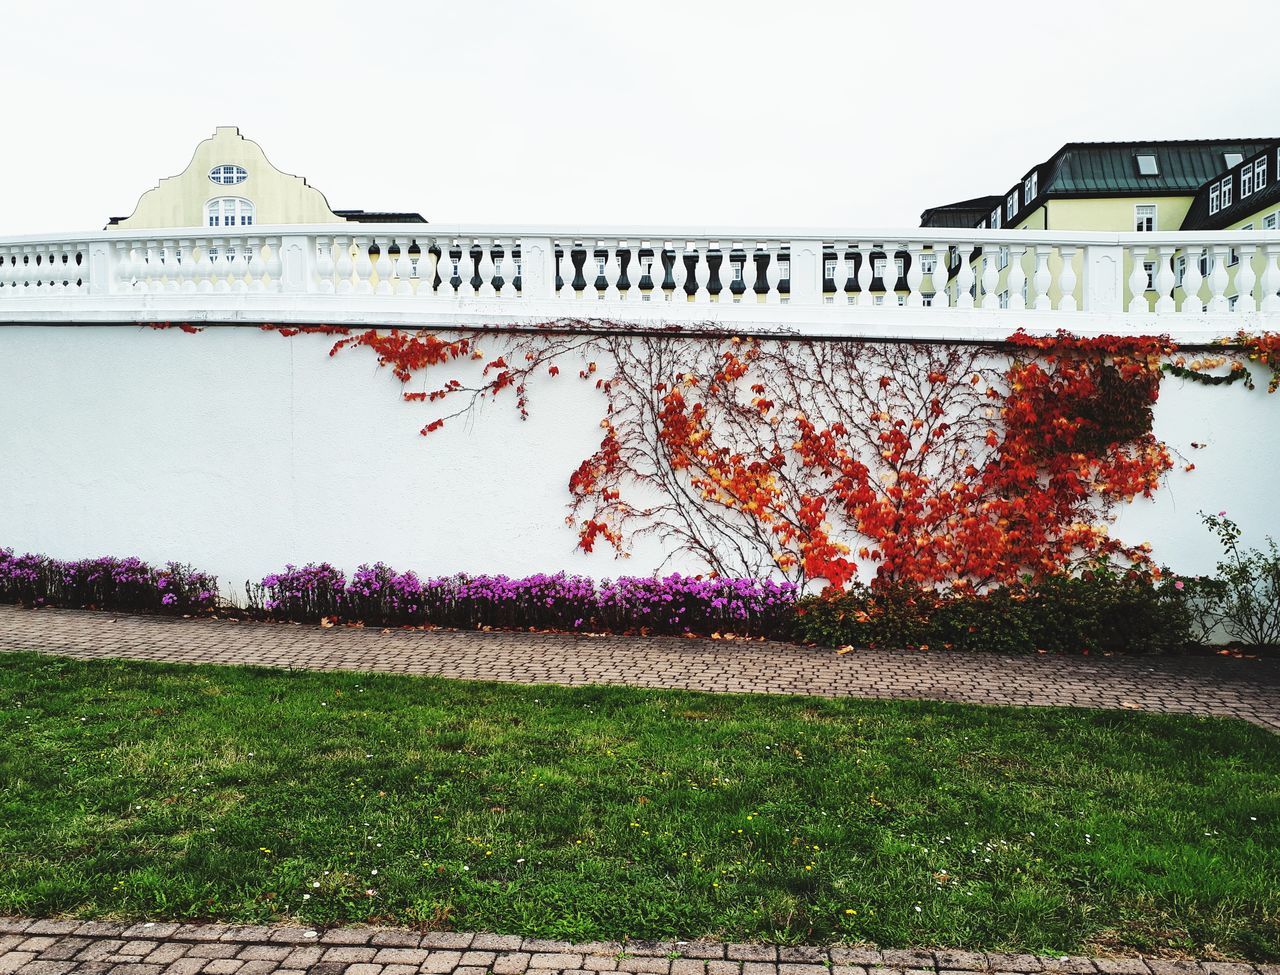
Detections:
[146, 321, 1278, 592]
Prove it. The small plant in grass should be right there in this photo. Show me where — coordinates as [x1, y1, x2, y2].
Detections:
[1177, 513, 1280, 649]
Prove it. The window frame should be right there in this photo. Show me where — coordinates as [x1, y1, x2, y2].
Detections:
[1242, 162, 1254, 197]
[205, 196, 255, 227]
[1256, 156, 1269, 191]
[1209, 183, 1221, 214]
[208, 164, 248, 186]
[1134, 203, 1156, 232]
[1221, 177, 1233, 209]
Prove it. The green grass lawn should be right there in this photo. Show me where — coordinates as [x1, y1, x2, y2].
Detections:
[0, 652, 1277, 959]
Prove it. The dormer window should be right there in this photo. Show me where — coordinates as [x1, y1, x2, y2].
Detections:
[209, 164, 248, 185]
[206, 197, 255, 227]
[1136, 154, 1159, 176]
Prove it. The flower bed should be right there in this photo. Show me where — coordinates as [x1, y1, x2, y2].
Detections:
[248, 562, 798, 638]
[0, 548, 217, 615]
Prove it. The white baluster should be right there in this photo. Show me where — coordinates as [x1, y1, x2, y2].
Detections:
[603, 245, 621, 301]
[178, 241, 197, 293]
[313, 237, 333, 294]
[764, 243, 781, 304]
[244, 237, 263, 293]
[647, 245, 666, 300]
[1233, 244, 1257, 313]
[1029, 246, 1050, 310]
[1127, 246, 1151, 313]
[855, 242, 874, 306]
[1180, 247, 1203, 313]
[1006, 243, 1026, 310]
[1057, 245, 1077, 311]
[0, 249, 12, 296]
[264, 237, 283, 293]
[979, 246, 999, 309]
[582, 243, 600, 298]
[159, 242, 179, 293]
[477, 239, 496, 298]
[669, 242, 688, 302]
[558, 243, 576, 298]
[229, 242, 249, 294]
[692, 244, 711, 302]
[1261, 244, 1280, 313]
[212, 238, 232, 293]
[882, 243, 902, 308]
[374, 237, 394, 296]
[113, 241, 132, 293]
[905, 243, 924, 307]
[717, 243, 735, 302]
[1207, 244, 1230, 312]
[194, 241, 215, 294]
[1154, 246, 1176, 313]
[352, 236, 374, 294]
[436, 240, 456, 297]
[334, 236, 354, 294]
[496, 242, 515, 298]
[954, 244, 976, 309]
[931, 247, 951, 308]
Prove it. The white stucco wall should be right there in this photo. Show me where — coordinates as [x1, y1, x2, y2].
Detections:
[1, 325, 1276, 598]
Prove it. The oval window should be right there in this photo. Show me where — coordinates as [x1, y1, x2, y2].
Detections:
[209, 164, 248, 186]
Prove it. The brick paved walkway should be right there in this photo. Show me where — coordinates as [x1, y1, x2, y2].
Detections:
[0, 919, 1273, 975]
[2, 605, 1277, 730]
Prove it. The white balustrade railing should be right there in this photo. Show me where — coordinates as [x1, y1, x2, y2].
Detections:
[2, 225, 1279, 332]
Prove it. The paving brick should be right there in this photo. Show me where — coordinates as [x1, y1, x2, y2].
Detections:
[832, 967, 868, 975]
[1095, 961, 1150, 975]
[420, 932, 475, 949]
[72, 922, 130, 939]
[175, 925, 233, 942]
[456, 968, 490, 975]
[987, 956, 1043, 972]
[779, 965, 828, 975]
[15, 937, 59, 953]
[217, 926, 275, 944]
[742, 964, 780, 975]
[473, 935, 527, 951]
[461, 950, 499, 966]
[11, 961, 76, 975]
[190, 943, 242, 959]
[122, 922, 181, 939]
[109, 966, 167, 975]
[323, 945, 379, 963]
[730, 947, 779, 963]
[1041, 958, 1097, 974]
[143, 942, 194, 964]
[236, 962, 283, 975]
[494, 951, 534, 974]
[202, 960, 246, 975]
[238, 944, 292, 961]
[1203, 966, 1256, 975]
[579, 943, 625, 957]
[0, 952, 36, 974]
[23, 921, 81, 937]
[345, 966, 385, 975]
[935, 953, 986, 971]
[672, 961, 707, 975]
[883, 953, 935, 969]
[385, 966, 423, 975]
[1146, 964, 1200, 975]
[583, 957, 620, 971]
[34, 936, 91, 960]
[616, 958, 669, 974]
[373, 947, 429, 964]
[831, 951, 882, 967]
[708, 963, 743, 975]
[164, 960, 212, 975]
[680, 943, 727, 961]
[370, 930, 422, 948]
[628, 942, 677, 958]
[525, 940, 579, 953]
[0, 922, 30, 936]
[421, 950, 465, 972]
[320, 927, 377, 945]
[267, 927, 320, 944]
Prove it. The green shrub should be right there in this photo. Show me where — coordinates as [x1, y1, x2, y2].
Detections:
[793, 569, 1191, 654]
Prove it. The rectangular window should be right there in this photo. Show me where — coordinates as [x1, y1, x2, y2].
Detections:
[1224, 152, 1244, 168]
[873, 257, 905, 280]
[596, 257, 606, 276]
[1135, 204, 1156, 232]
[1007, 192, 1018, 219]
[208, 214, 219, 226]
[997, 246, 1009, 270]
[990, 209, 1002, 229]
[824, 259, 837, 279]
[1256, 156, 1268, 190]
[1136, 153, 1159, 176]
[1221, 177, 1233, 208]
[921, 293, 935, 307]
[1228, 247, 1239, 267]
[1229, 295, 1239, 310]
[998, 290, 1010, 309]
[514, 259, 523, 278]
[1144, 261, 1156, 291]
[1199, 253, 1214, 277]
[778, 259, 790, 279]
[1175, 256, 1186, 287]
[733, 262, 743, 282]
[1210, 183, 1221, 214]
[920, 253, 937, 274]
[1242, 162, 1254, 197]
[1024, 172, 1038, 200]
[1264, 212, 1278, 230]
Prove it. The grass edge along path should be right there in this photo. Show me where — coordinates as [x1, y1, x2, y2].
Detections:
[0, 652, 1277, 960]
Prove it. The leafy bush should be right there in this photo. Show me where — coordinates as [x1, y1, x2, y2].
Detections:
[793, 568, 1191, 654]
[1177, 513, 1280, 649]
[0, 548, 217, 615]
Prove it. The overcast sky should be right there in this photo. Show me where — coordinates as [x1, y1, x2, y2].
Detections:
[4, 0, 1278, 236]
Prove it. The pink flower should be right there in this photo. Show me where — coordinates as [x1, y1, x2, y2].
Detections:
[1219, 510, 1227, 516]
[1174, 580, 1185, 590]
